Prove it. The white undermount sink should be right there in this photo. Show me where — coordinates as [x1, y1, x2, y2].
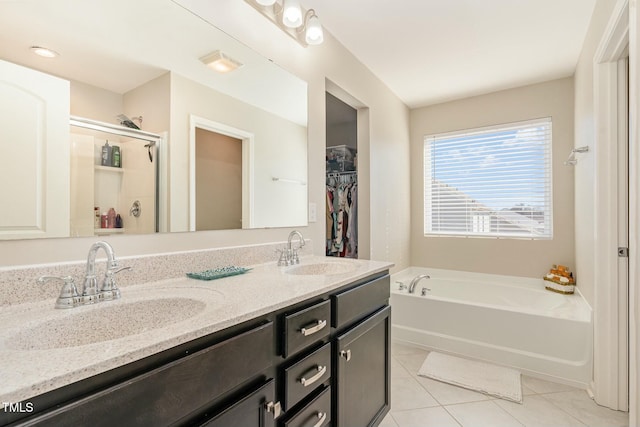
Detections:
[6, 297, 206, 350]
[285, 261, 358, 276]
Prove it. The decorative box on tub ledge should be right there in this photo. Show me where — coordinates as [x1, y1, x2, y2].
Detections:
[543, 264, 575, 295]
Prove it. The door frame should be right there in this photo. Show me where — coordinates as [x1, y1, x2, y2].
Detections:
[188, 115, 254, 230]
[592, 0, 630, 411]
[628, 0, 640, 423]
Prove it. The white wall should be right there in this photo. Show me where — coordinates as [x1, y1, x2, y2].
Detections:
[574, 0, 620, 306]
[0, 3, 411, 271]
[169, 73, 308, 231]
[410, 78, 575, 278]
[70, 80, 123, 123]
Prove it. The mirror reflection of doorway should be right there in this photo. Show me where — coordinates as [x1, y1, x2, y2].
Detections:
[195, 128, 242, 230]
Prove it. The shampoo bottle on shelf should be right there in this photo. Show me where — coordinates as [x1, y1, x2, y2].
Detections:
[101, 141, 111, 166]
[107, 208, 116, 228]
[111, 145, 121, 167]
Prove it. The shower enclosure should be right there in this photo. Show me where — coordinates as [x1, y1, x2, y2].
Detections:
[69, 116, 161, 237]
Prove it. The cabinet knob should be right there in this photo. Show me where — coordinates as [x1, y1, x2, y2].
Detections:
[313, 411, 327, 427]
[339, 349, 352, 362]
[264, 400, 281, 419]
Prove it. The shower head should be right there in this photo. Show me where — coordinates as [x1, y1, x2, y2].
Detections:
[117, 114, 141, 130]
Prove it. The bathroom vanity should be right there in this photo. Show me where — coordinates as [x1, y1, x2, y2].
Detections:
[0, 257, 391, 427]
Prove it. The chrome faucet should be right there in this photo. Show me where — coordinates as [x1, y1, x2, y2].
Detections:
[288, 230, 305, 250]
[80, 241, 130, 304]
[278, 230, 305, 266]
[408, 274, 430, 293]
[38, 241, 131, 309]
[37, 276, 80, 309]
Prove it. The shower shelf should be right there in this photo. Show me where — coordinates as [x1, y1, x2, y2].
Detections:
[95, 228, 125, 235]
[95, 165, 123, 173]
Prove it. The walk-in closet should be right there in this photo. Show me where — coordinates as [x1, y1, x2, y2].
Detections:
[326, 93, 358, 258]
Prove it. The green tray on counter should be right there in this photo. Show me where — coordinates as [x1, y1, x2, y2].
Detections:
[186, 266, 251, 281]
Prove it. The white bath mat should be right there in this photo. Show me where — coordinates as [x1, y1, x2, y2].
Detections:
[418, 352, 522, 403]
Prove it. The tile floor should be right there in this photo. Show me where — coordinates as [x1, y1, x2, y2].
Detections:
[381, 342, 629, 427]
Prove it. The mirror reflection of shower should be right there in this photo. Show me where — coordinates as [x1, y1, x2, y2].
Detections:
[69, 117, 160, 237]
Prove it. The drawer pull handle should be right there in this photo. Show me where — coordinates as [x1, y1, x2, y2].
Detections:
[312, 411, 327, 427]
[300, 319, 327, 336]
[299, 365, 327, 387]
[265, 401, 281, 419]
[339, 349, 352, 362]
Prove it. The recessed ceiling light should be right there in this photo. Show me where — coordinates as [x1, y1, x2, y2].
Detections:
[200, 50, 243, 74]
[30, 46, 59, 58]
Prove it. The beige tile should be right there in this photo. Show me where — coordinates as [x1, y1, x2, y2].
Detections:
[392, 356, 413, 378]
[522, 384, 537, 396]
[392, 407, 461, 427]
[395, 351, 430, 375]
[444, 401, 523, 427]
[495, 395, 587, 427]
[416, 376, 490, 405]
[521, 376, 580, 394]
[392, 341, 429, 356]
[391, 376, 439, 412]
[542, 390, 629, 427]
[380, 413, 400, 427]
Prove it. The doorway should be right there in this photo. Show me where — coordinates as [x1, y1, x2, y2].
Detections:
[189, 115, 254, 231]
[326, 93, 358, 258]
[195, 128, 242, 231]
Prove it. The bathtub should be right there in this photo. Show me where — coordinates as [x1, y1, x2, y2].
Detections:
[391, 267, 593, 387]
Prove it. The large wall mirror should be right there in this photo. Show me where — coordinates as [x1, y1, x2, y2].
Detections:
[0, 0, 308, 240]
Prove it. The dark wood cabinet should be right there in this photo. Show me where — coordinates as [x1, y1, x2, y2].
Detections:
[335, 306, 391, 427]
[282, 342, 331, 410]
[200, 379, 278, 427]
[283, 300, 331, 358]
[282, 386, 332, 427]
[9, 321, 275, 427]
[5, 270, 390, 427]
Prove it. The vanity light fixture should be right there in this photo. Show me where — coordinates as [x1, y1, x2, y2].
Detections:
[304, 10, 323, 45]
[200, 50, 243, 73]
[244, 0, 324, 47]
[282, 0, 302, 28]
[30, 46, 59, 58]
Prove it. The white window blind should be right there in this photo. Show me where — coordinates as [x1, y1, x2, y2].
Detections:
[424, 117, 552, 239]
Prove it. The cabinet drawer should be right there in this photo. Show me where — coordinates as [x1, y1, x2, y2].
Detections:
[283, 386, 332, 427]
[283, 299, 331, 357]
[283, 342, 331, 410]
[25, 322, 274, 427]
[332, 274, 389, 329]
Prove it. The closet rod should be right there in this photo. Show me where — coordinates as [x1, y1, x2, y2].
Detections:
[327, 171, 357, 177]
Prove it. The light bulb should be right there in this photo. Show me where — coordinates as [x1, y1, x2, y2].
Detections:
[305, 12, 323, 45]
[256, 0, 276, 5]
[30, 46, 59, 58]
[282, 0, 302, 28]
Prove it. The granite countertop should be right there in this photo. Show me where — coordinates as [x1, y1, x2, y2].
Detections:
[0, 256, 392, 404]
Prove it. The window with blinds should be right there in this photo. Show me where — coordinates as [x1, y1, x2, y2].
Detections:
[424, 117, 552, 239]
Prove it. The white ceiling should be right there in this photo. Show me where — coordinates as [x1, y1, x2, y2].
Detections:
[304, 0, 597, 108]
[0, 0, 598, 118]
[0, 0, 308, 125]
